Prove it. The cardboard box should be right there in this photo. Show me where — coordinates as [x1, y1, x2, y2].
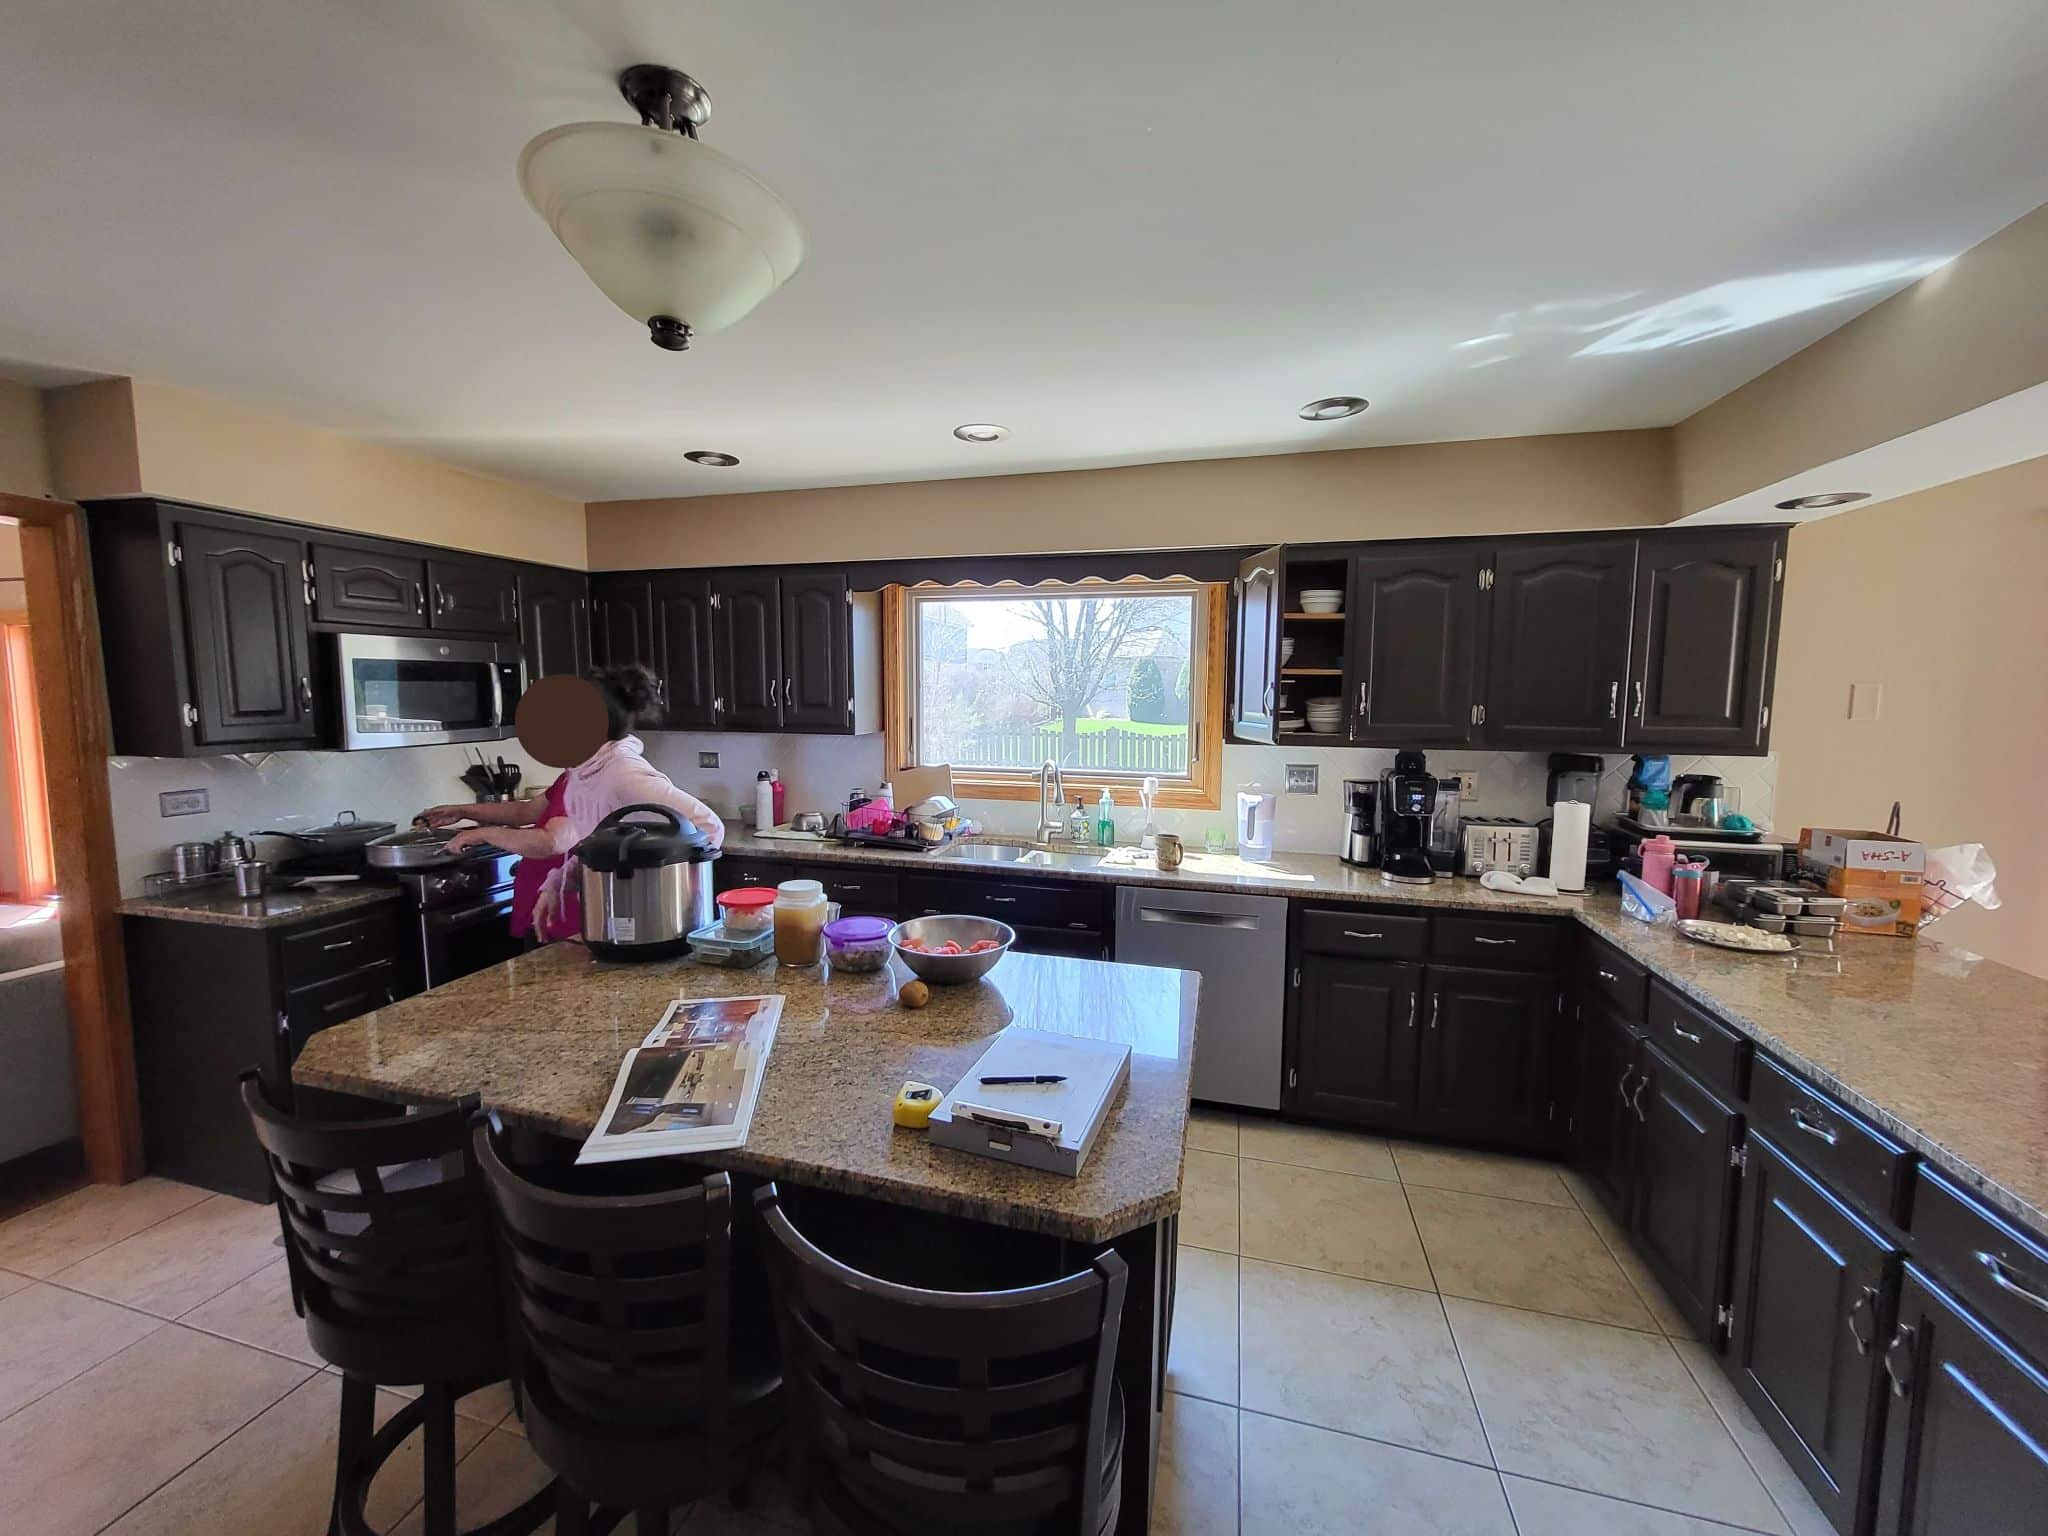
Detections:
[1799, 829, 1925, 936]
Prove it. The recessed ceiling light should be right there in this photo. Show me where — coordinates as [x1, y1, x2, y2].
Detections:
[684, 450, 739, 467]
[953, 423, 1010, 443]
[1299, 396, 1369, 421]
[1773, 491, 1869, 510]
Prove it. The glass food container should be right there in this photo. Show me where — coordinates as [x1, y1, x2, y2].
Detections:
[772, 880, 837, 966]
[823, 915, 893, 972]
[717, 886, 777, 935]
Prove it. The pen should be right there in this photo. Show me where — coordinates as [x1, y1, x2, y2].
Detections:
[979, 1073, 1068, 1085]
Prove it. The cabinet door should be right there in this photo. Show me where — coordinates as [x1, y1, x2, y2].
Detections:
[1627, 531, 1783, 752]
[1416, 966, 1554, 1146]
[1571, 998, 1640, 1222]
[1875, 1264, 2048, 1536]
[589, 575, 655, 671]
[427, 556, 520, 636]
[1728, 1131, 1898, 1536]
[717, 572, 784, 730]
[311, 542, 426, 629]
[1350, 548, 1482, 745]
[1231, 544, 1282, 743]
[780, 572, 851, 732]
[1631, 1043, 1741, 1345]
[1290, 957, 1419, 1127]
[1482, 538, 1636, 748]
[176, 518, 318, 747]
[520, 565, 589, 682]
[651, 572, 718, 729]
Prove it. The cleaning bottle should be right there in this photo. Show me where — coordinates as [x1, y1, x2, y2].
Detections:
[1095, 787, 1115, 847]
[769, 769, 786, 829]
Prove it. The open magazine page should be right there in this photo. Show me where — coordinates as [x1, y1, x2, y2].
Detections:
[576, 995, 783, 1165]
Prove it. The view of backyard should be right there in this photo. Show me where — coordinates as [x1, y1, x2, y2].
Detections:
[913, 588, 1197, 776]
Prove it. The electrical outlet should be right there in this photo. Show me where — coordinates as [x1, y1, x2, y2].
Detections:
[1450, 771, 1479, 802]
[1285, 763, 1319, 795]
[159, 788, 209, 817]
[1848, 681, 1882, 722]
[698, 751, 720, 768]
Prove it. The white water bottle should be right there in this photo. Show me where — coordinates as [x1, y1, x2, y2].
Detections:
[753, 770, 775, 831]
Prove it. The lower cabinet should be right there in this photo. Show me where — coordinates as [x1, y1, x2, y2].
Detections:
[1631, 1041, 1742, 1342]
[1572, 997, 1641, 1221]
[1290, 957, 1420, 1125]
[1726, 1131, 1899, 1536]
[1417, 965, 1554, 1146]
[1875, 1264, 2048, 1534]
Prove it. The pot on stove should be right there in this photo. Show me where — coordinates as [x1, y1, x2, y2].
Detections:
[575, 804, 718, 961]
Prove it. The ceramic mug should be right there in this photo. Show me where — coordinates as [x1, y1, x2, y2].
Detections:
[1155, 833, 1184, 871]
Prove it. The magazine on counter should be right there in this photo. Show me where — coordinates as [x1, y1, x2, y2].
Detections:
[575, 994, 782, 1165]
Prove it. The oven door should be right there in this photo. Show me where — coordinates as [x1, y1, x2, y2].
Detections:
[335, 633, 509, 749]
[418, 886, 522, 990]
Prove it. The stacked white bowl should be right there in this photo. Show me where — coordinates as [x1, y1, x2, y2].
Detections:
[1298, 589, 1344, 614]
[1304, 696, 1345, 734]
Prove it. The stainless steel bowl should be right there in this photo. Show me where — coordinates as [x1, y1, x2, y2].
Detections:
[889, 915, 1015, 984]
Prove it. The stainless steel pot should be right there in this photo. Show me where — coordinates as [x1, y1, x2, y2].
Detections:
[575, 804, 718, 961]
[365, 825, 501, 870]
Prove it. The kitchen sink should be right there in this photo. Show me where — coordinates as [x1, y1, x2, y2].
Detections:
[936, 841, 1104, 870]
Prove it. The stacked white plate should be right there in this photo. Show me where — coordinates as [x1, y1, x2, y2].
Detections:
[1279, 637, 1296, 665]
[1299, 589, 1344, 614]
[1304, 697, 1345, 734]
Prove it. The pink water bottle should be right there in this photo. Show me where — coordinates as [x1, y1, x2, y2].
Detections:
[1640, 835, 1678, 896]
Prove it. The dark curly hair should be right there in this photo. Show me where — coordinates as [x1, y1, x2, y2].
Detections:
[593, 664, 662, 740]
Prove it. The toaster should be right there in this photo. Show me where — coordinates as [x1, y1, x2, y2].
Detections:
[1461, 819, 1540, 877]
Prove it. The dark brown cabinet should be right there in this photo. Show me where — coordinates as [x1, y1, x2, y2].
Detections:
[1481, 538, 1637, 749]
[1231, 545, 1283, 743]
[1875, 1265, 2048, 1535]
[427, 555, 519, 637]
[1288, 957, 1420, 1125]
[652, 572, 718, 729]
[519, 564, 589, 682]
[1416, 965, 1553, 1144]
[1628, 531, 1784, 752]
[780, 572, 852, 731]
[177, 515, 320, 748]
[311, 542, 426, 628]
[1727, 1131, 1899, 1536]
[1572, 997, 1641, 1221]
[1631, 1042, 1742, 1344]
[589, 573, 656, 672]
[1348, 548, 1482, 746]
[716, 572, 784, 731]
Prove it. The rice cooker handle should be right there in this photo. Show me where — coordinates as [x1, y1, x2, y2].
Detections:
[595, 803, 686, 834]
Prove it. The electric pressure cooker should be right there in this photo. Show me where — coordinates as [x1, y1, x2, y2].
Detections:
[575, 804, 718, 960]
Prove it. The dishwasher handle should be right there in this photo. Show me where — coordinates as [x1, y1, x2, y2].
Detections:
[1133, 905, 1262, 931]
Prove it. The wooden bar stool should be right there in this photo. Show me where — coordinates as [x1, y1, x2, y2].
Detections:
[472, 1117, 783, 1536]
[239, 1076, 551, 1536]
[753, 1182, 1129, 1536]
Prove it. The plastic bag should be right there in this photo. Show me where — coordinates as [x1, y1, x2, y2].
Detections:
[1619, 870, 1677, 926]
[1919, 844, 2000, 929]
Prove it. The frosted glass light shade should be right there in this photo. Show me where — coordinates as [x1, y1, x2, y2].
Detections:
[517, 122, 804, 338]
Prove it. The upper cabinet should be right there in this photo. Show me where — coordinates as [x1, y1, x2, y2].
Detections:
[651, 572, 717, 730]
[311, 542, 426, 628]
[588, 573, 655, 672]
[1350, 547, 1482, 747]
[1480, 538, 1637, 750]
[427, 555, 519, 637]
[780, 572, 853, 732]
[716, 572, 784, 730]
[1627, 530, 1785, 753]
[519, 564, 589, 683]
[1231, 545, 1283, 744]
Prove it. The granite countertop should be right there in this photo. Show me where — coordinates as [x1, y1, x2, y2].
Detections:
[119, 879, 403, 930]
[721, 830, 2048, 1232]
[294, 944, 1199, 1243]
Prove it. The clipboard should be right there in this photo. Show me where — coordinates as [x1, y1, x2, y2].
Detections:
[928, 1028, 1130, 1177]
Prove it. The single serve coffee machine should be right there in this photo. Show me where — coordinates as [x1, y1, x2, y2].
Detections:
[1339, 778, 1379, 867]
[1377, 751, 1439, 885]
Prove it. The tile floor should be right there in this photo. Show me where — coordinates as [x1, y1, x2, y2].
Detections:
[0, 1131, 1837, 1536]
[1160, 1111, 1837, 1536]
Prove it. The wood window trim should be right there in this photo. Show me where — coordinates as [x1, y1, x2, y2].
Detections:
[882, 580, 1226, 811]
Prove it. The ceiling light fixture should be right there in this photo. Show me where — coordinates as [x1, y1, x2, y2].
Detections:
[518, 64, 806, 352]
[1773, 491, 1870, 510]
[1299, 396, 1369, 421]
[953, 423, 1010, 443]
[684, 450, 739, 467]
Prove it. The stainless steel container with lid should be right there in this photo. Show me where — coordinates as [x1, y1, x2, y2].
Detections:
[575, 804, 718, 961]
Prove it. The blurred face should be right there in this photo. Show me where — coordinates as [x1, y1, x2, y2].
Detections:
[515, 676, 608, 767]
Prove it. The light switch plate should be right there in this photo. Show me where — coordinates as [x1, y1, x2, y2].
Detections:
[1285, 763, 1319, 795]
[1849, 681, 1883, 722]
[698, 751, 720, 768]
[159, 788, 209, 817]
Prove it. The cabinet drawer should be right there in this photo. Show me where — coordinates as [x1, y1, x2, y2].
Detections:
[1431, 913, 1562, 970]
[1909, 1166, 2048, 1369]
[279, 910, 398, 991]
[804, 866, 899, 916]
[717, 857, 801, 892]
[1750, 1054, 1910, 1223]
[1646, 980, 1748, 1101]
[1581, 936, 1648, 1020]
[902, 874, 1107, 934]
[1298, 907, 1428, 962]
[284, 959, 399, 1064]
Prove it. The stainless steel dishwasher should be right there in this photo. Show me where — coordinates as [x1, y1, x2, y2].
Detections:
[1113, 885, 1289, 1110]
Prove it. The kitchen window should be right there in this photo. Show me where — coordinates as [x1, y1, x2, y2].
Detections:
[884, 579, 1226, 809]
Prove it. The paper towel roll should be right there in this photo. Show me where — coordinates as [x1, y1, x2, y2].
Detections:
[1549, 800, 1591, 893]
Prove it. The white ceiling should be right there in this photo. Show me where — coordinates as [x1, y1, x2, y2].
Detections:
[2, 1, 2045, 503]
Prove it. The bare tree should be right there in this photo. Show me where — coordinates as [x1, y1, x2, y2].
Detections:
[1013, 594, 1180, 760]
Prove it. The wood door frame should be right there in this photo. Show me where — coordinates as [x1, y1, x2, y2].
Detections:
[2, 492, 145, 1183]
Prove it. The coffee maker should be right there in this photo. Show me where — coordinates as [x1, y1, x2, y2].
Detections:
[1377, 751, 1439, 885]
[1339, 779, 1378, 867]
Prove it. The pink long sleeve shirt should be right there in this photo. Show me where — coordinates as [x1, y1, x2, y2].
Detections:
[536, 736, 725, 907]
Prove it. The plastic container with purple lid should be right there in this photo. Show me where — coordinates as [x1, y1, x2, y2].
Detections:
[824, 915, 894, 972]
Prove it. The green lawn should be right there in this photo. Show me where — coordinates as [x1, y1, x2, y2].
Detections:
[1072, 717, 1185, 737]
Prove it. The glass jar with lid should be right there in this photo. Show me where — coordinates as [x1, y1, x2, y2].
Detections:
[773, 879, 836, 966]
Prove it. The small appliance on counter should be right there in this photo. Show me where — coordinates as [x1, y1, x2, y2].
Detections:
[1427, 784, 1464, 874]
[575, 803, 718, 960]
[1537, 754, 1618, 885]
[1377, 751, 1439, 885]
[1237, 784, 1277, 863]
[1339, 778, 1379, 867]
[1672, 773, 1733, 828]
[1460, 819, 1539, 878]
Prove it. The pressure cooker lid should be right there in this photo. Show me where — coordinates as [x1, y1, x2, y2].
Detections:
[576, 803, 716, 873]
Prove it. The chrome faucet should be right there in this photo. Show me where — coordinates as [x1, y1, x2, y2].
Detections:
[1036, 759, 1064, 843]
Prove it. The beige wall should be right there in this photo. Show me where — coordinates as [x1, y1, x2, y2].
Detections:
[44, 377, 587, 568]
[0, 378, 52, 501]
[587, 429, 1675, 569]
[1676, 203, 2048, 516]
[1771, 453, 2048, 977]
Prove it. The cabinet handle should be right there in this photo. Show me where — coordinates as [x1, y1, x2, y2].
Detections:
[1633, 679, 1645, 719]
[1428, 990, 1440, 1031]
[1788, 1104, 1838, 1145]
[1608, 680, 1618, 719]
[1977, 1251, 2048, 1314]
[1597, 968, 1619, 983]
[986, 895, 1018, 904]
[1847, 1285, 1880, 1356]
[322, 940, 354, 952]
[784, 675, 794, 709]
[1342, 930, 1384, 941]
[1884, 1323, 1917, 1399]
[1263, 685, 1275, 718]
[414, 581, 425, 615]
[1671, 1023, 1703, 1045]
[838, 883, 862, 893]
[1631, 1073, 1649, 1122]
[1406, 990, 1418, 1030]
[1474, 935, 1515, 946]
[1617, 1066, 1635, 1105]
[769, 678, 780, 709]
[298, 676, 313, 710]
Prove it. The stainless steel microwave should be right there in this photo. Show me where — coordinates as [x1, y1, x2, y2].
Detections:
[333, 633, 524, 750]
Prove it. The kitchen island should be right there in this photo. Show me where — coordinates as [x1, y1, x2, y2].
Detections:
[294, 941, 1199, 1532]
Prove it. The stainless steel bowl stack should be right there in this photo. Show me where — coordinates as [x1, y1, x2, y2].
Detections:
[888, 915, 1015, 983]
